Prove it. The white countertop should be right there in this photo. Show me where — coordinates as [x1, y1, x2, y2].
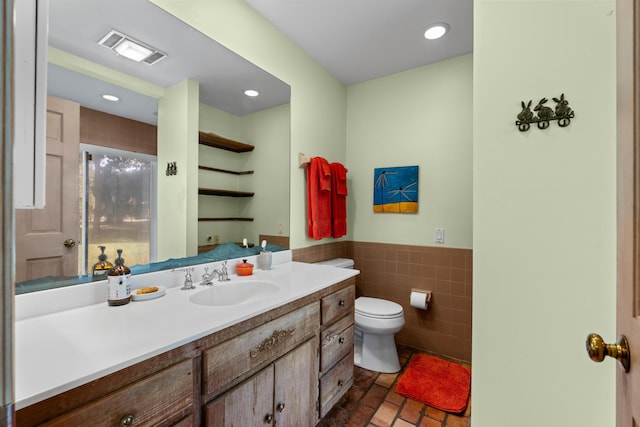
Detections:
[15, 257, 359, 410]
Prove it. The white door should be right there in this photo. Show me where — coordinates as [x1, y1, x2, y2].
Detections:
[15, 96, 80, 283]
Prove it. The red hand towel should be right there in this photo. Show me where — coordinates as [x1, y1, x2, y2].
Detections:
[307, 157, 332, 240]
[330, 162, 347, 238]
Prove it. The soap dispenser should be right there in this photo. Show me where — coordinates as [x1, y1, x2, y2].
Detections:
[91, 245, 113, 282]
[258, 240, 272, 270]
[107, 249, 131, 306]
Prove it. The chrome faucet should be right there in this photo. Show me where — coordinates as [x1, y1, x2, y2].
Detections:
[211, 260, 230, 282]
[201, 267, 215, 286]
[181, 267, 196, 290]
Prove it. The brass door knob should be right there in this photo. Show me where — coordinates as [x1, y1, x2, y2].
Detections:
[586, 333, 630, 372]
[63, 239, 76, 248]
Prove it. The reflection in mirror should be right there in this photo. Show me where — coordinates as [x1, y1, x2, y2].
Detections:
[15, 0, 291, 293]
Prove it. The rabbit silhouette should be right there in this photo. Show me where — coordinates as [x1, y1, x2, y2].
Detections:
[534, 98, 554, 120]
[552, 93, 572, 118]
[517, 100, 533, 123]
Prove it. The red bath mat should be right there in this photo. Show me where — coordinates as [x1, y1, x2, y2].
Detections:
[395, 354, 471, 413]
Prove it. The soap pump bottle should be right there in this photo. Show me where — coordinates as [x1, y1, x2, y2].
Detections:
[107, 249, 131, 306]
[91, 245, 113, 281]
[259, 240, 272, 270]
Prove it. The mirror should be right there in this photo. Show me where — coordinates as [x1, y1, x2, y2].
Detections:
[15, 0, 291, 293]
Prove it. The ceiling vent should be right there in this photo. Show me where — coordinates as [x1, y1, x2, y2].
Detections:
[98, 29, 166, 65]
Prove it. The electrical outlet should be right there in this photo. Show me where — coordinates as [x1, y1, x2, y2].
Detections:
[434, 227, 445, 243]
[278, 223, 284, 234]
[214, 235, 220, 244]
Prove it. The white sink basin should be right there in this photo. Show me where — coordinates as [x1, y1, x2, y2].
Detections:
[189, 280, 280, 307]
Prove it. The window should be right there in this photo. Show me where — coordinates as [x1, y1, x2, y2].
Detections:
[80, 144, 156, 274]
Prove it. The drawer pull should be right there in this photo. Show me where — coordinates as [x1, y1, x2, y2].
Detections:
[338, 379, 345, 387]
[339, 300, 345, 306]
[276, 402, 286, 412]
[339, 336, 345, 344]
[250, 326, 296, 358]
[121, 415, 135, 426]
[264, 413, 274, 423]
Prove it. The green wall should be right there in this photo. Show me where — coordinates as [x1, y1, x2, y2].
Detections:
[151, 0, 347, 249]
[157, 79, 199, 260]
[198, 102, 291, 246]
[347, 54, 473, 248]
[150, 2, 617, 424]
[240, 103, 291, 242]
[473, 1, 616, 425]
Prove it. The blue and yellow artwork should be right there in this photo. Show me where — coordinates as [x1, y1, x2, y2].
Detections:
[373, 166, 419, 213]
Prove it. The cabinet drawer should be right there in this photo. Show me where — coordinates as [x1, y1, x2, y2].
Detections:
[321, 285, 354, 325]
[203, 302, 320, 400]
[319, 349, 354, 418]
[320, 315, 354, 373]
[42, 359, 195, 427]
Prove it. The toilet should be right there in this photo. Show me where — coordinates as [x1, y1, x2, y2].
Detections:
[315, 258, 406, 373]
[354, 297, 405, 373]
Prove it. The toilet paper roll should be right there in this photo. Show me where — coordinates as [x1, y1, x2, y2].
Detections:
[410, 290, 429, 310]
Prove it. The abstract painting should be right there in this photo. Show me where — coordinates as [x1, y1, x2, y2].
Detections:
[373, 166, 419, 213]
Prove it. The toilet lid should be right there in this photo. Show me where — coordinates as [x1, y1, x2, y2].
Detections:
[355, 297, 403, 319]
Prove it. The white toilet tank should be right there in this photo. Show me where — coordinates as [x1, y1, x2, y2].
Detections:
[314, 258, 354, 269]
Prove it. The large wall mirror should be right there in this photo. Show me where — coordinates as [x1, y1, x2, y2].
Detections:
[15, 0, 291, 293]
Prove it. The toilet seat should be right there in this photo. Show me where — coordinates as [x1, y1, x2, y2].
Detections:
[355, 297, 403, 319]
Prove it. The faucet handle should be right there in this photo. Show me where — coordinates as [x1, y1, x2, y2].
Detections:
[219, 261, 230, 281]
[181, 267, 196, 290]
[201, 267, 214, 286]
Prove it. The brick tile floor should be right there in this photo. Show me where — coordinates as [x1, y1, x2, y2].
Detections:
[318, 346, 471, 427]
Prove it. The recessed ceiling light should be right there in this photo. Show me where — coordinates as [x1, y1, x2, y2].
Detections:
[114, 39, 153, 62]
[244, 89, 259, 97]
[101, 94, 119, 102]
[424, 23, 449, 40]
[98, 30, 166, 65]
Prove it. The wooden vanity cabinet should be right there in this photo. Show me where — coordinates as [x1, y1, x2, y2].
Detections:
[202, 303, 320, 426]
[15, 278, 356, 426]
[201, 303, 319, 400]
[319, 285, 356, 417]
[205, 336, 319, 427]
[18, 356, 199, 427]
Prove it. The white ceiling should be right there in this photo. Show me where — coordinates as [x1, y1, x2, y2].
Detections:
[47, 0, 291, 124]
[245, 0, 473, 86]
[47, 0, 473, 125]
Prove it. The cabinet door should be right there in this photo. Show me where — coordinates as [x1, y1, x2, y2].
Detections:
[39, 359, 195, 427]
[274, 337, 319, 427]
[205, 366, 274, 427]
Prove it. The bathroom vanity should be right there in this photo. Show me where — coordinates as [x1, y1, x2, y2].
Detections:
[14, 254, 357, 426]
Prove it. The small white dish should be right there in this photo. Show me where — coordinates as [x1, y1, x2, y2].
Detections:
[131, 286, 166, 301]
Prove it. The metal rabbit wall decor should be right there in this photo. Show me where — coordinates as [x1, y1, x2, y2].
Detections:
[516, 93, 574, 131]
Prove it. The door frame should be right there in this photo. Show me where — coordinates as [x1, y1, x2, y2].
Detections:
[616, 0, 639, 423]
[1, 0, 14, 422]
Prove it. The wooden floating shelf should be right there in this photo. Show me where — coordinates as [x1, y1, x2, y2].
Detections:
[198, 165, 254, 176]
[199, 131, 254, 153]
[198, 188, 254, 197]
[198, 244, 218, 253]
[198, 217, 254, 222]
[198, 242, 255, 253]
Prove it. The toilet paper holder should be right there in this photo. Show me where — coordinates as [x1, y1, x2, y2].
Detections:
[410, 288, 432, 310]
[411, 288, 432, 301]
